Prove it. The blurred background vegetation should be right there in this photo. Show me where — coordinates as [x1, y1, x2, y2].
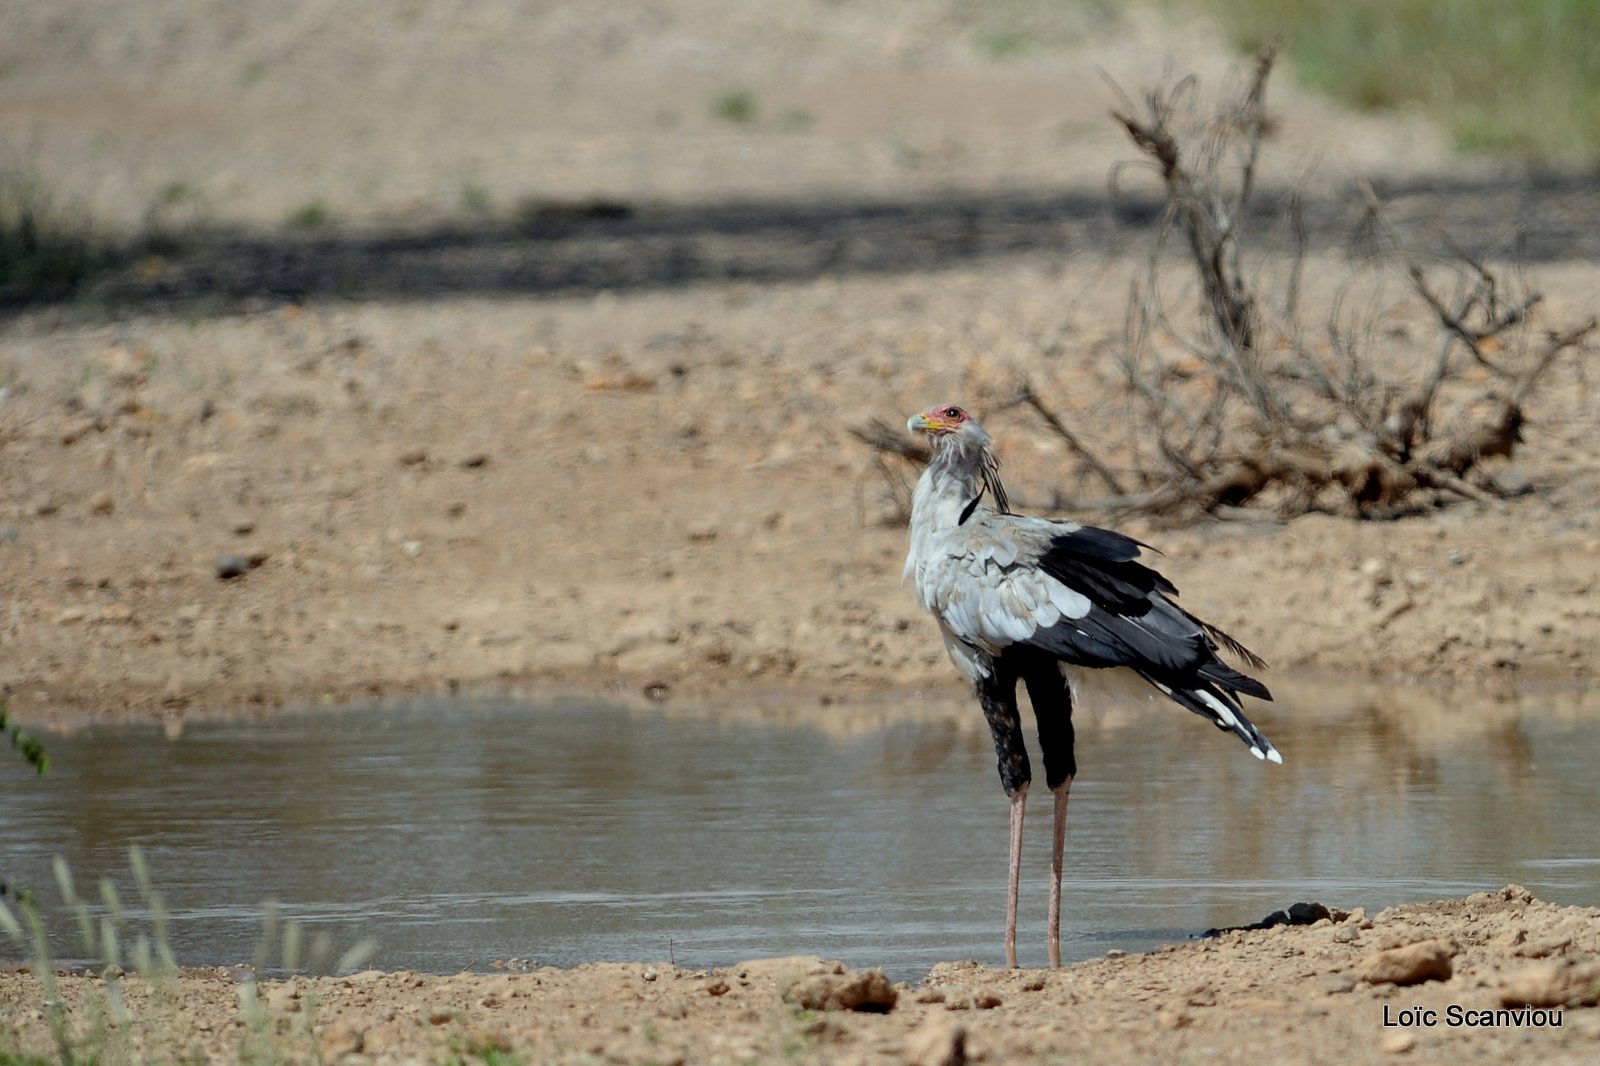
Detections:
[4, 0, 1598, 308]
[1190, 0, 1600, 164]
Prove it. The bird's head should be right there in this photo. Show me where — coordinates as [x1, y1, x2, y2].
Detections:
[907, 404, 992, 452]
[907, 403, 1009, 510]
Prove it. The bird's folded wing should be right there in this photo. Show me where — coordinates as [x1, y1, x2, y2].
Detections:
[919, 517, 1266, 693]
[915, 514, 1093, 650]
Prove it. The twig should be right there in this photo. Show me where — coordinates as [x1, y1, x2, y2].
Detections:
[1003, 380, 1128, 496]
[1408, 464, 1502, 505]
[849, 419, 929, 463]
[1510, 317, 1599, 405]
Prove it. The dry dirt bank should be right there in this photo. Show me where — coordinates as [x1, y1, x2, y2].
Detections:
[4, 887, 1599, 1065]
[1, 256, 1598, 727]
[3, 2, 1598, 724]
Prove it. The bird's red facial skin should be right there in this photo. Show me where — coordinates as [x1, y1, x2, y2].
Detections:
[913, 404, 969, 436]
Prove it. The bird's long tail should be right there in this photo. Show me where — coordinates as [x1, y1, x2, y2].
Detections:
[1139, 672, 1282, 764]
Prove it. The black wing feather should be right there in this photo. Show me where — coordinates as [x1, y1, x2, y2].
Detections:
[1037, 527, 1177, 610]
[1136, 671, 1278, 755]
[1029, 525, 1272, 701]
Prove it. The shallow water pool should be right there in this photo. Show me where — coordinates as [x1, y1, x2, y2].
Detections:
[3, 683, 1598, 980]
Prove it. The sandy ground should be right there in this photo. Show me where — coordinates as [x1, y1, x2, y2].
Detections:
[2, 3, 1598, 725]
[4, 887, 1600, 1065]
[3, 1, 1599, 1061]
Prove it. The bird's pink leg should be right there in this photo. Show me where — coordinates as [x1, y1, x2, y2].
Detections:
[1006, 783, 1027, 968]
[1047, 776, 1073, 968]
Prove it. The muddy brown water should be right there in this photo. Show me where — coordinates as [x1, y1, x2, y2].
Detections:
[3, 687, 1599, 980]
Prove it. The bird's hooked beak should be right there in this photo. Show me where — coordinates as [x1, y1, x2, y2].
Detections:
[907, 409, 952, 436]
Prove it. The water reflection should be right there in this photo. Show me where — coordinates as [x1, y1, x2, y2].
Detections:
[3, 683, 1598, 979]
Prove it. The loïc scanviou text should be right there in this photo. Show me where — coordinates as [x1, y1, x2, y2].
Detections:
[1383, 1005, 1562, 1028]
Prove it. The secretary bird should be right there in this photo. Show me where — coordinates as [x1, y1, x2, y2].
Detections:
[903, 403, 1280, 968]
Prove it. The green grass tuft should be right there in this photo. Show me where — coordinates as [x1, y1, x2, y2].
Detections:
[284, 198, 333, 231]
[711, 89, 758, 124]
[973, 27, 1039, 60]
[1, 702, 48, 775]
[1194, 0, 1600, 164]
[0, 167, 108, 302]
[458, 180, 493, 216]
[1, 851, 379, 1065]
[443, 1037, 527, 1066]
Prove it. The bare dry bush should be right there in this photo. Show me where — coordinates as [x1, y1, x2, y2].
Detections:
[855, 49, 1595, 523]
[1095, 47, 1596, 519]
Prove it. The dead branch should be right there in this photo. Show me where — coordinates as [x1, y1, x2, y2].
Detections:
[849, 418, 929, 463]
[1113, 47, 1275, 356]
[1085, 56, 1599, 521]
[997, 380, 1128, 497]
[852, 58, 1595, 524]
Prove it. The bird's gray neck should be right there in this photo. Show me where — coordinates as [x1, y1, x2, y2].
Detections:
[912, 439, 991, 533]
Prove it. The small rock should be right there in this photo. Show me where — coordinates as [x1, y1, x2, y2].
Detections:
[56, 606, 87, 624]
[398, 448, 428, 466]
[1357, 940, 1455, 986]
[1499, 960, 1600, 1007]
[89, 491, 114, 515]
[319, 1021, 364, 1059]
[782, 966, 897, 1013]
[400, 540, 423, 558]
[1380, 1032, 1416, 1054]
[459, 453, 490, 469]
[426, 1006, 458, 1025]
[231, 518, 257, 535]
[267, 983, 302, 1013]
[735, 955, 831, 986]
[1233, 997, 1289, 1011]
[1321, 973, 1356, 995]
[642, 966, 658, 982]
[59, 417, 97, 445]
[1105, 949, 1126, 958]
[215, 555, 251, 580]
[101, 345, 148, 386]
[1156, 1008, 1191, 1030]
[1514, 936, 1572, 959]
[704, 978, 730, 996]
[1494, 465, 1537, 496]
[904, 1016, 966, 1066]
[1333, 925, 1359, 943]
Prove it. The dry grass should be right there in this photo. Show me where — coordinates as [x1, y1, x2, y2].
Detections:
[1196, 0, 1600, 164]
